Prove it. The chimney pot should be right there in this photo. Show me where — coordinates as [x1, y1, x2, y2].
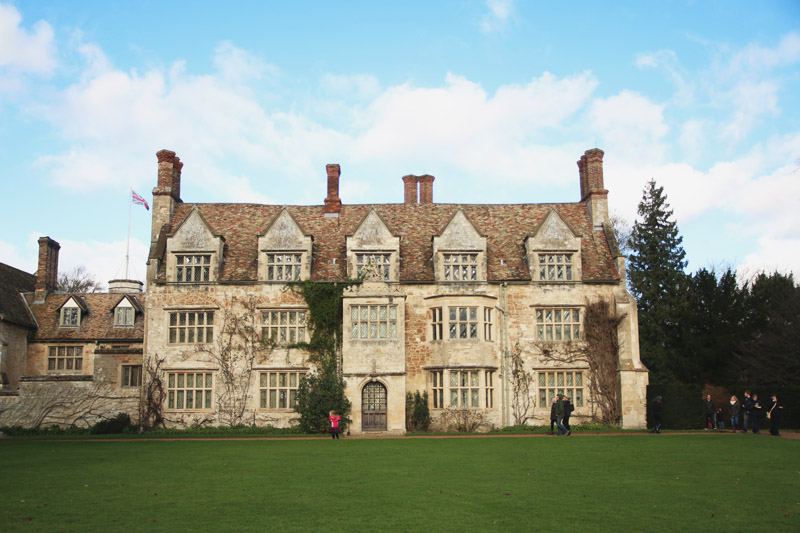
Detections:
[324, 164, 342, 215]
[35, 236, 60, 302]
[419, 175, 435, 204]
[403, 175, 419, 204]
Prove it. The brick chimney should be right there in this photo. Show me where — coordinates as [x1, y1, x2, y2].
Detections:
[577, 148, 609, 228]
[403, 175, 419, 204]
[34, 236, 60, 302]
[419, 175, 435, 204]
[151, 149, 183, 243]
[324, 164, 342, 216]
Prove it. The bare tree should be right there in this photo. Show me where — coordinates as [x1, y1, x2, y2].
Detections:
[139, 354, 167, 429]
[510, 341, 535, 425]
[440, 408, 486, 432]
[196, 294, 274, 427]
[57, 265, 105, 293]
[609, 212, 633, 257]
[0, 380, 132, 429]
[536, 299, 625, 425]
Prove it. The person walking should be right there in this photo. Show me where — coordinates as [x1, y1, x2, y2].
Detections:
[768, 394, 783, 436]
[563, 396, 574, 434]
[751, 394, 762, 434]
[651, 395, 663, 433]
[741, 390, 753, 433]
[549, 396, 558, 435]
[554, 394, 569, 436]
[329, 410, 342, 439]
[703, 394, 715, 430]
[728, 395, 741, 433]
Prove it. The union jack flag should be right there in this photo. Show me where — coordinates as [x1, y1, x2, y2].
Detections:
[131, 190, 149, 210]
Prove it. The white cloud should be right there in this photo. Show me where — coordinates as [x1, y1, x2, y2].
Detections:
[0, 3, 56, 75]
[480, 0, 514, 34]
[212, 41, 278, 84]
[0, 239, 29, 271]
[55, 237, 150, 288]
[588, 90, 668, 165]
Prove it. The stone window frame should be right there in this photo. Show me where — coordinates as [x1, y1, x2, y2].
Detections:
[264, 253, 303, 282]
[122, 364, 142, 387]
[114, 306, 134, 327]
[166, 371, 214, 411]
[435, 250, 487, 283]
[537, 370, 585, 408]
[168, 310, 215, 344]
[427, 300, 496, 343]
[349, 304, 398, 340]
[536, 252, 575, 282]
[258, 369, 307, 410]
[174, 253, 211, 283]
[427, 367, 497, 410]
[355, 252, 392, 281]
[260, 309, 308, 345]
[59, 307, 80, 327]
[47, 345, 83, 372]
[534, 307, 582, 342]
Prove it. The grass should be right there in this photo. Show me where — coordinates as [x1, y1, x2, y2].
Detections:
[1, 433, 798, 531]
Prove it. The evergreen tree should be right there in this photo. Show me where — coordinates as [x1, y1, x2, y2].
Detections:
[733, 272, 800, 387]
[294, 358, 351, 433]
[628, 180, 689, 383]
[681, 268, 748, 384]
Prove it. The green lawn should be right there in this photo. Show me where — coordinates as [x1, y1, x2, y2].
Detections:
[1, 434, 798, 531]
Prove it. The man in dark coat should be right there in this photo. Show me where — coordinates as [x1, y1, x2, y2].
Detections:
[703, 394, 715, 430]
[563, 396, 574, 434]
[741, 390, 753, 433]
[651, 395, 663, 433]
[751, 394, 763, 434]
[549, 396, 558, 435]
[768, 394, 783, 436]
[554, 394, 569, 436]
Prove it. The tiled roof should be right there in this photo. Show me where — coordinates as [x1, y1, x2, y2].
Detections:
[163, 202, 620, 283]
[0, 262, 36, 328]
[24, 292, 145, 342]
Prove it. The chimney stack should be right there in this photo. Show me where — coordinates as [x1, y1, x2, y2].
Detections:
[34, 236, 60, 302]
[577, 148, 608, 228]
[324, 164, 342, 216]
[403, 175, 419, 204]
[419, 175, 435, 204]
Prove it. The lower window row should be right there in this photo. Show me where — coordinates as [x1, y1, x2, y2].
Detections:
[429, 369, 585, 409]
[166, 370, 306, 411]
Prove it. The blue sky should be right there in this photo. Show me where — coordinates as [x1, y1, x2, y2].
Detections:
[1, 0, 799, 286]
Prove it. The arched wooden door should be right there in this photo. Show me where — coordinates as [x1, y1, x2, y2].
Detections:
[362, 381, 387, 431]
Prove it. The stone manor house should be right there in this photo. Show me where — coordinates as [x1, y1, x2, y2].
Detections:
[0, 148, 648, 433]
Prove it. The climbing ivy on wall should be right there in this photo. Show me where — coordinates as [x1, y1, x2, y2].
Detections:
[289, 280, 359, 361]
[289, 280, 359, 432]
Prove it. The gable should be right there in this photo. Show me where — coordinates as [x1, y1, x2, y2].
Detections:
[435, 210, 485, 250]
[349, 210, 398, 249]
[170, 208, 220, 250]
[527, 209, 581, 251]
[260, 209, 310, 250]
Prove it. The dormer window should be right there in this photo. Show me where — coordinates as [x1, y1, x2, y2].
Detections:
[60, 307, 79, 326]
[176, 254, 211, 283]
[433, 210, 487, 283]
[526, 209, 582, 282]
[443, 254, 478, 281]
[538, 253, 573, 281]
[258, 209, 313, 282]
[114, 307, 134, 326]
[266, 253, 302, 282]
[165, 208, 224, 284]
[58, 297, 84, 327]
[356, 253, 391, 280]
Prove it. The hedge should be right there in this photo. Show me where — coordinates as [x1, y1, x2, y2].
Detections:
[647, 383, 799, 430]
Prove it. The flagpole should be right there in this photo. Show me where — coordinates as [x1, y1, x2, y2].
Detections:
[126, 188, 132, 280]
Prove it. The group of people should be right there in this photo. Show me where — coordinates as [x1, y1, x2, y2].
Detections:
[549, 394, 575, 436]
[703, 391, 784, 436]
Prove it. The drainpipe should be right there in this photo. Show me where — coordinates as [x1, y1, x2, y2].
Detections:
[498, 282, 511, 428]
